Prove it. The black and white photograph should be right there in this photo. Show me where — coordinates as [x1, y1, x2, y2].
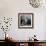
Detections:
[18, 13, 34, 28]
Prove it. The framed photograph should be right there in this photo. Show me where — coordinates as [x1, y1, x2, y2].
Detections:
[18, 13, 34, 28]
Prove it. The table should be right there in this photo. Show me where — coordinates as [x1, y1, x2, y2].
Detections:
[5, 39, 46, 46]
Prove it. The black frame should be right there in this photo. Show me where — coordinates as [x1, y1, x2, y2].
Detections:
[18, 13, 34, 29]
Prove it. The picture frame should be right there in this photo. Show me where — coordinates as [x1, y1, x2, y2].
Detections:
[18, 13, 34, 28]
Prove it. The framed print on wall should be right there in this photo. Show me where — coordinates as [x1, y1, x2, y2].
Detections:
[18, 13, 34, 28]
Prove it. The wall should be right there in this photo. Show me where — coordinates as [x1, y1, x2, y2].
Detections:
[44, 16, 46, 40]
[0, 0, 46, 40]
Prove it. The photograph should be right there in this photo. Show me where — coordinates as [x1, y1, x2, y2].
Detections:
[18, 13, 34, 28]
